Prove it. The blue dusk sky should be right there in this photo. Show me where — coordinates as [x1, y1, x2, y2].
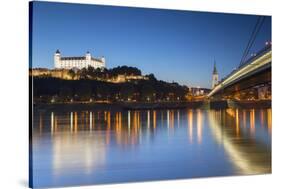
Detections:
[31, 1, 271, 88]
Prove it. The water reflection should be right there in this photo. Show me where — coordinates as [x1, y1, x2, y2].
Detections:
[153, 110, 157, 129]
[235, 109, 239, 136]
[32, 108, 271, 188]
[188, 109, 193, 143]
[250, 109, 255, 136]
[208, 108, 271, 174]
[267, 109, 272, 134]
[197, 109, 203, 143]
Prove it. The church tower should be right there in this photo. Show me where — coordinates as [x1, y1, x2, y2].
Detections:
[212, 60, 219, 89]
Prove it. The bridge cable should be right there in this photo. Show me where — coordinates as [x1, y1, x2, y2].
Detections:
[242, 17, 265, 64]
[239, 17, 262, 66]
[239, 16, 264, 66]
[239, 16, 265, 67]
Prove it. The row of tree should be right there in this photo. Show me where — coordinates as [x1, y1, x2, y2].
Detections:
[32, 75, 189, 103]
[68, 65, 142, 80]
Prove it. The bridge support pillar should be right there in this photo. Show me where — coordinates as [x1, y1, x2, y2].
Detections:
[210, 100, 228, 109]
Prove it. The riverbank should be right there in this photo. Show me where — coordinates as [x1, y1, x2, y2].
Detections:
[210, 99, 271, 109]
[33, 100, 271, 112]
[33, 101, 205, 112]
[233, 99, 271, 109]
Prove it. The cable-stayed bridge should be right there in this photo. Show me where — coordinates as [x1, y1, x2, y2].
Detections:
[208, 45, 271, 99]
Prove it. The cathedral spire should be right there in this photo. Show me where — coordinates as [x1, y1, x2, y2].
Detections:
[213, 59, 218, 75]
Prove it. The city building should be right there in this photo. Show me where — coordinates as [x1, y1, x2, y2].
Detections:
[211, 60, 219, 89]
[54, 50, 105, 69]
[108, 74, 149, 83]
[189, 87, 211, 96]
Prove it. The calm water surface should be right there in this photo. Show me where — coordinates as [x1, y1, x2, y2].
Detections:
[31, 108, 271, 188]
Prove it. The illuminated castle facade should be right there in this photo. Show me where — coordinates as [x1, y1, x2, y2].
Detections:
[54, 50, 106, 69]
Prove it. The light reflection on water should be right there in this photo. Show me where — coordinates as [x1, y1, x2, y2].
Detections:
[32, 108, 271, 188]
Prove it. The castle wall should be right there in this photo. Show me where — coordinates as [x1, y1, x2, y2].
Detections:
[54, 51, 105, 70]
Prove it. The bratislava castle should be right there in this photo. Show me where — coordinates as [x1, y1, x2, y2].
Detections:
[54, 50, 106, 69]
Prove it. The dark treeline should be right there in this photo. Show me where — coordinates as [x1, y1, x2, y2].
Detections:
[71, 65, 142, 80]
[32, 76, 188, 103]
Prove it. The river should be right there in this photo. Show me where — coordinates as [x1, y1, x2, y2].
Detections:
[31, 108, 271, 188]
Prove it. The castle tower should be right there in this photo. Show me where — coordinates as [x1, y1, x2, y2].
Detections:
[85, 51, 91, 67]
[54, 49, 61, 68]
[212, 60, 219, 89]
[86, 51, 91, 60]
[101, 56, 106, 66]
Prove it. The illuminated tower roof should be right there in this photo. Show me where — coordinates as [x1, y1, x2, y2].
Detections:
[213, 60, 218, 75]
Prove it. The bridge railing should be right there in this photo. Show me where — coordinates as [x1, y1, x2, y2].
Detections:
[239, 44, 272, 68]
[218, 45, 272, 85]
